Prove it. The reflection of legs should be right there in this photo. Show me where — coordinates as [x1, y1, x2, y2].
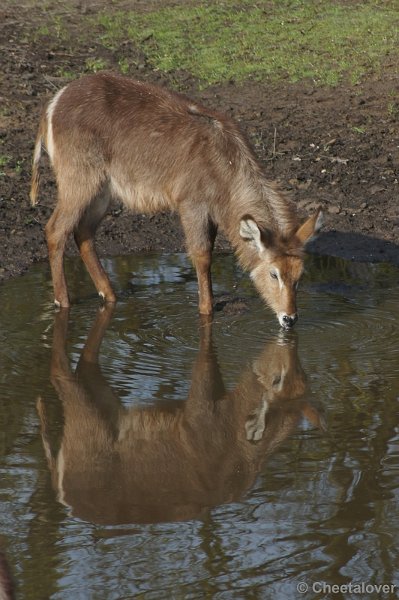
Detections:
[50, 307, 71, 379]
[37, 307, 71, 475]
[80, 304, 115, 364]
[181, 209, 217, 315]
[76, 305, 120, 428]
[185, 315, 225, 429]
[192, 316, 225, 400]
[37, 396, 56, 476]
[74, 190, 116, 303]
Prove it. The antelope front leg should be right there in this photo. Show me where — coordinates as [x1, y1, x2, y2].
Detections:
[180, 208, 217, 315]
[193, 251, 213, 315]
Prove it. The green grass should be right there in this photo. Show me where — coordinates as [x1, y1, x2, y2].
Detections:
[118, 57, 130, 75]
[94, 0, 399, 86]
[0, 155, 10, 177]
[35, 15, 68, 40]
[55, 67, 75, 80]
[85, 57, 108, 73]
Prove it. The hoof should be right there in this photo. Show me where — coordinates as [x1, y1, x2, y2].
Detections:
[99, 291, 117, 304]
[54, 299, 69, 309]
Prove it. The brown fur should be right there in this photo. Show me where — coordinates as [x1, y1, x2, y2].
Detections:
[31, 72, 321, 324]
[0, 552, 14, 600]
[37, 307, 324, 524]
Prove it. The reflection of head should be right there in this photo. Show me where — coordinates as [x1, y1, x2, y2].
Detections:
[253, 335, 307, 399]
[246, 334, 326, 456]
[245, 335, 307, 442]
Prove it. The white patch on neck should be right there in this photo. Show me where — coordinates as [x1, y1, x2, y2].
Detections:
[46, 86, 67, 163]
[274, 366, 287, 393]
[245, 394, 269, 441]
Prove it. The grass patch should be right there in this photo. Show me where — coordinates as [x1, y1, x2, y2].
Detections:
[351, 125, 367, 134]
[0, 155, 10, 177]
[85, 57, 108, 73]
[35, 15, 68, 41]
[55, 67, 75, 80]
[118, 57, 130, 75]
[94, 0, 399, 86]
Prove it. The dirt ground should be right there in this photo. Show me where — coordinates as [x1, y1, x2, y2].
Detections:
[1, 1, 398, 285]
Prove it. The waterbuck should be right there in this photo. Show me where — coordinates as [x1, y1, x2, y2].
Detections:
[37, 306, 324, 524]
[31, 72, 322, 328]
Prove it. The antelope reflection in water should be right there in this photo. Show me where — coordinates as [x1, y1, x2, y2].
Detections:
[37, 307, 324, 524]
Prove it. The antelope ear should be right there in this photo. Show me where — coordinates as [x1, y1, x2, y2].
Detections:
[295, 207, 323, 245]
[240, 215, 271, 255]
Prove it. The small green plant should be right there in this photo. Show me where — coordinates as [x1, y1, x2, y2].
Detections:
[53, 15, 66, 39]
[351, 126, 366, 134]
[14, 160, 24, 175]
[118, 57, 130, 75]
[55, 67, 75, 80]
[85, 58, 108, 73]
[0, 155, 10, 176]
[34, 14, 67, 41]
[387, 101, 398, 117]
[35, 24, 50, 38]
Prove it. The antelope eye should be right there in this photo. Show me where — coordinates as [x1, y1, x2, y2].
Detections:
[272, 375, 281, 386]
[270, 271, 278, 280]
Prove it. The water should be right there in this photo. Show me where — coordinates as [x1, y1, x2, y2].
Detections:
[0, 253, 398, 599]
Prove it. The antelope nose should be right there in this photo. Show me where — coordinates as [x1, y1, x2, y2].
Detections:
[282, 314, 298, 329]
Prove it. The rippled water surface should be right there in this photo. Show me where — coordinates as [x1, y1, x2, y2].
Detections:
[0, 254, 398, 599]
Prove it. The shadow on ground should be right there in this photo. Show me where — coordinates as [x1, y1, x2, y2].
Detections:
[309, 231, 399, 267]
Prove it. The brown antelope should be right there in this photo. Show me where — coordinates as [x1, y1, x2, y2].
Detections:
[37, 306, 324, 524]
[31, 72, 322, 328]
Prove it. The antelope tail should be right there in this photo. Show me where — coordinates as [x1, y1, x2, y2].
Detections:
[30, 120, 45, 206]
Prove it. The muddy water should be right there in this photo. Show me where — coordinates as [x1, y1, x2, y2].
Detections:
[0, 253, 398, 599]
